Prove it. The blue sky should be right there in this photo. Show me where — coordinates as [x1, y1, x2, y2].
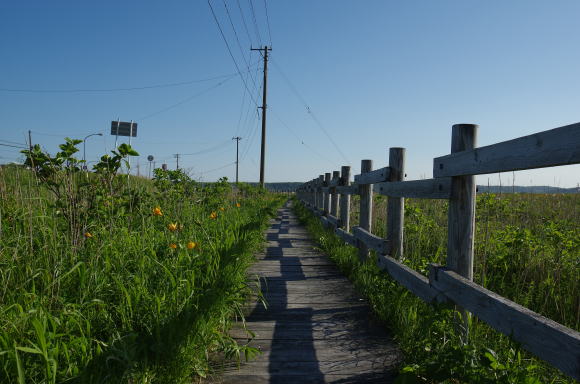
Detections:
[1, 1, 579, 186]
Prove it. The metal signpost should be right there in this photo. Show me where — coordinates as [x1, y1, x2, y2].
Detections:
[147, 155, 154, 178]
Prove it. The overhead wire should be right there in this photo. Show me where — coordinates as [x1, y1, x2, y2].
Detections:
[222, 0, 258, 88]
[270, 58, 351, 165]
[0, 143, 27, 149]
[0, 72, 240, 94]
[236, 0, 254, 46]
[263, 0, 273, 46]
[207, 0, 260, 108]
[0, 139, 27, 146]
[137, 73, 238, 121]
[247, 0, 263, 44]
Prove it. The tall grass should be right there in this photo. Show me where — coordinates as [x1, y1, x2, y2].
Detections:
[293, 192, 579, 383]
[0, 164, 285, 383]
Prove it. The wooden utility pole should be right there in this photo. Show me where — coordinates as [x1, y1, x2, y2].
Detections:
[251, 45, 272, 188]
[174, 153, 180, 169]
[232, 136, 242, 183]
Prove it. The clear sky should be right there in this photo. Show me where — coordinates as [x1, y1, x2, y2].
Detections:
[1, 1, 579, 186]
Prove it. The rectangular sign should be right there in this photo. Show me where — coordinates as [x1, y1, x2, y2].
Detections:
[111, 121, 137, 137]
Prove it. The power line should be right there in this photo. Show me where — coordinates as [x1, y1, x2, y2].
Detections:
[247, 0, 262, 44]
[197, 162, 236, 175]
[271, 58, 351, 165]
[137, 74, 238, 121]
[222, 0, 257, 87]
[263, 0, 273, 46]
[0, 72, 240, 94]
[207, 0, 260, 108]
[236, 0, 254, 46]
[0, 143, 27, 149]
[181, 139, 231, 156]
[0, 139, 26, 146]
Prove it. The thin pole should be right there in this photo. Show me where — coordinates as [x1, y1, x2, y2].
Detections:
[232, 136, 242, 183]
[251, 45, 272, 188]
[115, 119, 120, 149]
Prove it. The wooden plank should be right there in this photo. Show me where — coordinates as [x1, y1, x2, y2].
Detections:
[336, 185, 357, 195]
[354, 166, 390, 184]
[358, 160, 373, 260]
[339, 166, 351, 231]
[352, 226, 390, 255]
[330, 170, 340, 217]
[377, 255, 446, 304]
[386, 147, 405, 259]
[376, 177, 452, 199]
[429, 265, 580, 380]
[327, 214, 340, 227]
[433, 122, 580, 177]
[335, 227, 358, 247]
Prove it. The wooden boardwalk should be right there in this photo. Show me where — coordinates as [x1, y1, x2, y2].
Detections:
[219, 201, 401, 383]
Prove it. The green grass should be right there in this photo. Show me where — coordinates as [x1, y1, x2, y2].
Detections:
[0, 164, 285, 383]
[293, 193, 579, 384]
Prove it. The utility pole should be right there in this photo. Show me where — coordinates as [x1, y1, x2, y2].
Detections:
[251, 45, 272, 188]
[174, 154, 180, 169]
[28, 130, 33, 151]
[232, 136, 242, 184]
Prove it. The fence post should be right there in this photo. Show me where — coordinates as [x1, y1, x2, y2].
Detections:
[323, 172, 331, 215]
[317, 175, 324, 211]
[386, 148, 406, 259]
[446, 123, 478, 341]
[330, 170, 340, 217]
[339, 166, 351, 231]
[358, 159, 373, 261]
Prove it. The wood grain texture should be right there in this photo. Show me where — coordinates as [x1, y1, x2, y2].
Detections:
[330, 170, 340, 217]
[376, 178, 451, 199]
[335, 227, 358, 247]
[352, 226, 390, 255]
[377, 255, 447, 304]
[220, 202, 402, 383]
[386, 148, 405, 259]
[339, 166, 351, 231]
[446, 124, 477, 281]
[433, 122, 580, 177]
[358, 160, 373, 261]
[429, 265, 580, 380]
[354, 166, 391, 184]
[336, 185, 358, 195]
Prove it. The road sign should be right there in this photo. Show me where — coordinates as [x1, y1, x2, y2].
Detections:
[147, 155, 154, 161]
[111, 121, 137, 137]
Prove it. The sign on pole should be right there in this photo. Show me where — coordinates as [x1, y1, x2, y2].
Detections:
[111, 121, 138, 137]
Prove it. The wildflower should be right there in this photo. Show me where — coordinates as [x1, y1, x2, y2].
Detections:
[168, 243, 177, 249]
[167, 222, 178, 232]
[235, 203, 241, 208]
[219, 207, 225, 211]
[152, 206, 163, 216]
[210, 211, 218, 219]
[187, 241, 197, 250]
[84, 232, 93, 238]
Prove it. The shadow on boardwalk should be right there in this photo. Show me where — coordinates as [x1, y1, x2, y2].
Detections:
[220, 201, 401, 383]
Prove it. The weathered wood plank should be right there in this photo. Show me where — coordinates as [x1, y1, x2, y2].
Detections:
[386, 147, 405, 259]
[358, 160, 373, 260]
[336, 185, 358, 195]
[335, 227, 358, 247]
[429, 265, 580, 380]
[339, 166, 351, 231]
[326, 214, 340, 227]
[354, 166, 390, 184]
[377, 255, 446, 304]
[433, 122, 580, 177]
[352, 226, 390, 255]
[376, 177, 452, 199]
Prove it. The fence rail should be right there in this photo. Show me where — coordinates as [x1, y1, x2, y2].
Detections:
[296, 123, 580, 380]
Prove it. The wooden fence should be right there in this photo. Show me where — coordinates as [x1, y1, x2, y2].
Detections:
[295, 123, 580, 379]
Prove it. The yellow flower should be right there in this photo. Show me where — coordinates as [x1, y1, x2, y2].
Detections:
[152, 206, 163, 216]
[168, 243, 177, 249]
[235, 203, 241, 208]
[167, 222, 178, 232]
[84, 232, 93, 238]
[219, 207, 225, 212]
[187, 241, 197, 250]
[209, 211, 218, 219]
